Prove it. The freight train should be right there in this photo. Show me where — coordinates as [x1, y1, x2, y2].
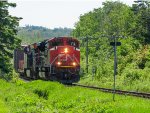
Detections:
[14, 37, 80, 83]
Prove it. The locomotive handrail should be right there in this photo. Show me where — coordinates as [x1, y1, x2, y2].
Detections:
[73, 55, 80, 65]
[50, 54, 61, 65]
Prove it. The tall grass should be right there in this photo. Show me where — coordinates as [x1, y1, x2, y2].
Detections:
[0, 79, 149, 113]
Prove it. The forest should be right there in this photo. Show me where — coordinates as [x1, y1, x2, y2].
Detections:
[17, 25, 72, 44]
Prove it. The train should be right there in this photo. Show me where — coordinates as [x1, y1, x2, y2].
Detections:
[14, 37, 80, 84]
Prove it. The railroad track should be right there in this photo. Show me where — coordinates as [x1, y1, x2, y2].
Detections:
[20, 76, 34, 82]
[72, 84, 150, 99]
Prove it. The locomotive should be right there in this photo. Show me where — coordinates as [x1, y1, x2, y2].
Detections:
[14, 37, 80, 83]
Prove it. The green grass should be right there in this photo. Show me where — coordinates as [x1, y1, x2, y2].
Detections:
[0, 99, 9, 113]
[78, 75, 150, 93]
[0, 79, 149, 113]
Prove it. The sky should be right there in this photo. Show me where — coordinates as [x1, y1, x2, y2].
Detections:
[8, 0, 135, 29]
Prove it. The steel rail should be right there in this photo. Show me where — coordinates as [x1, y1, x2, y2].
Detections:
[72, 84, 150, 99]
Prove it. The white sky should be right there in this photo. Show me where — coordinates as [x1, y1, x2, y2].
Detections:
[8, 0, 134, 29]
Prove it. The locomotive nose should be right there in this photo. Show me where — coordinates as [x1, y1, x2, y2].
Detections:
[55, 46, 78, 67]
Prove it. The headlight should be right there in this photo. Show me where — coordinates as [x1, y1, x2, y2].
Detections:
[57, 61, 62, 66]
[64, 48, 68, 53]
[72, 62, 76, 66]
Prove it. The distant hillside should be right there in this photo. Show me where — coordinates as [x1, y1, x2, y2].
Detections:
[17, 25, 72, 44]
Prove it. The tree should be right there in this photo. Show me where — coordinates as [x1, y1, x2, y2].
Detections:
[132, 0, 150, 43]
[0, 1, 21, 76]
[73, 1, 135, 38]
[72, 1, 138, 78]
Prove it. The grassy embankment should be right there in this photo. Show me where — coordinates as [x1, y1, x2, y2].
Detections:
[0, 79, 149, 113]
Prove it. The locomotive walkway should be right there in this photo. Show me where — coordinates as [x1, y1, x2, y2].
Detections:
[72, 84, 150, 99]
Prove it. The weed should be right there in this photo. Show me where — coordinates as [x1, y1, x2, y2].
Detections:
[33, 89, 49, 100]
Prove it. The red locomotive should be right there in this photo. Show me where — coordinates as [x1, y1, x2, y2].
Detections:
[14, 37, 80, 83]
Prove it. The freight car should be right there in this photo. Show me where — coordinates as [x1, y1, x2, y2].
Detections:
[14, 37, 80, 83]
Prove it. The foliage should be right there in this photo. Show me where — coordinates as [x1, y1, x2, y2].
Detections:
[73, 1, 135, 37]
[132, 0, 150, 43]
[72, 1, 150, 92]
[0, 1, 21, 75]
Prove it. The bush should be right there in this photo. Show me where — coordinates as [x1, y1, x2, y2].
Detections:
[33, 89, 49, 100]
[123, 69, 143, 81]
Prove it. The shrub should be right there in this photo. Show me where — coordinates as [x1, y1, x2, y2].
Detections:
[124, 69, 143, 80]
[33, 89, 49, 100]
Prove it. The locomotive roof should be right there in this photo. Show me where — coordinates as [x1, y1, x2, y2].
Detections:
[22, 37, 79, 47]
[47, 37, 79, 42]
